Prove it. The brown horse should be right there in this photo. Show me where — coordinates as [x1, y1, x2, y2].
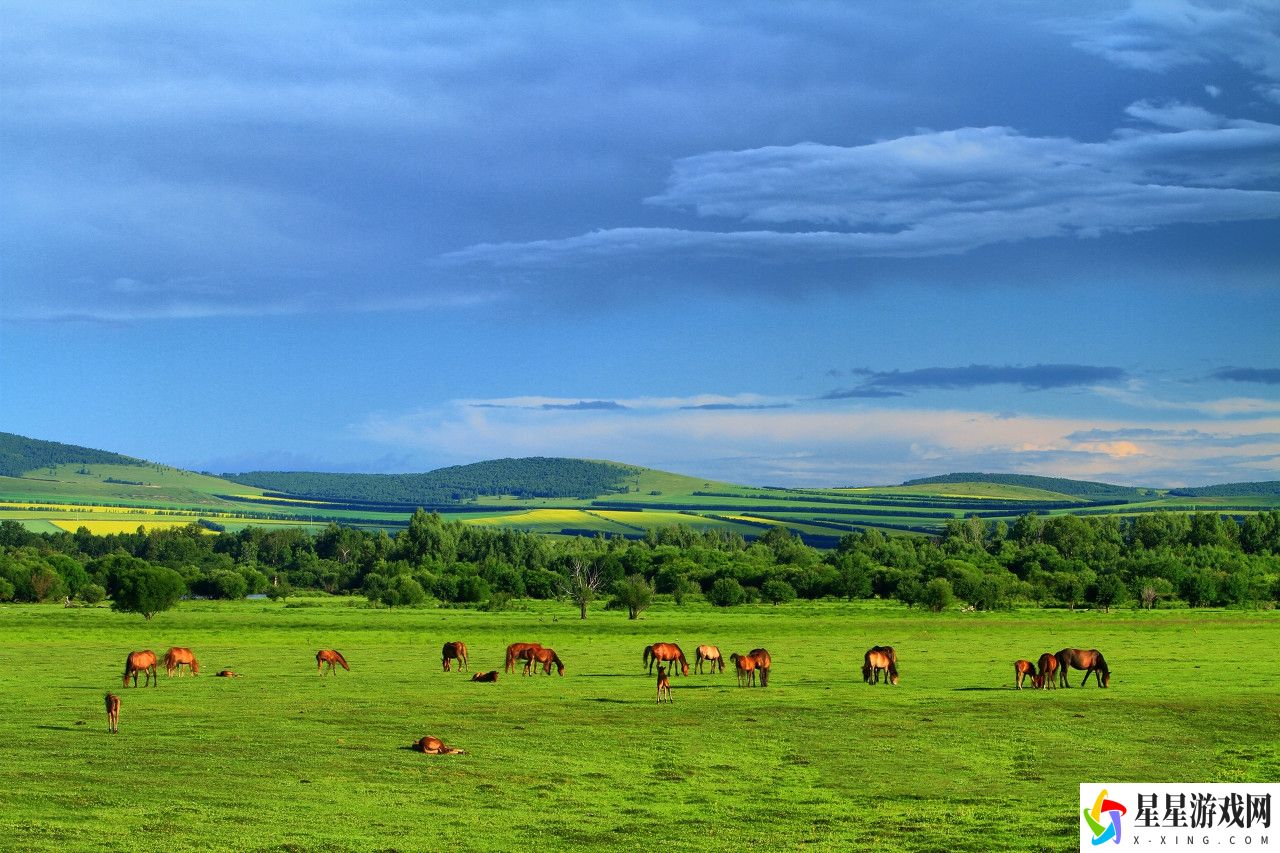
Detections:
[694, 644, 724, 674]
[1036, 652, 1059, 689]
[643, 643, 690, 677]
[215, 670, 238, 678]
[524, 647, 564, 676]
[748, 648, 772, 687]
[729, 652, 758, 687]
[471, 670, 499, 682]
[316, 649, 349, 675]
[123, 650, 158, 688]
[862, 646, 899, 685]
[442, 641, 468, 672]
[411, 735, 465, 755]
[656, 665, 672, 703]
[1055, 648, 1110, 688]
[1014, 659, 1037, 690]
[164, 647, 199, 677]
[505, 642, 542, 674]
[104, 693, 120, 734]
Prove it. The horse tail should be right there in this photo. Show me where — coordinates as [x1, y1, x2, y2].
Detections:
[335, 651, 349, 670]
[643, 646, 652, 667]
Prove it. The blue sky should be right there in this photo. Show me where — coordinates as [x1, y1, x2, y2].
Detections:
[2, 1, 1278, 487]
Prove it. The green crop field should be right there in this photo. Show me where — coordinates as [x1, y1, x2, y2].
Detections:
[2, 598, 1277, 852]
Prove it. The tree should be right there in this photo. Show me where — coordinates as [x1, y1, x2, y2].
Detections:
[706, 576, 746, 607]
[761, 578, 797, 605]
[560, 557, 602, 619]
[921, 577, 955, 612]
[111, 565, 186, 619]
[608, 574, 653, 619]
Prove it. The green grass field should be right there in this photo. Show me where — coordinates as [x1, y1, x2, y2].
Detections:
[1, 599, 1277, 852]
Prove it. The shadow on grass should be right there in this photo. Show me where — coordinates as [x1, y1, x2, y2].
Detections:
[952, 687, 1006, 692]
[583, 697, 632, 704]
[36, 724, 84, 732]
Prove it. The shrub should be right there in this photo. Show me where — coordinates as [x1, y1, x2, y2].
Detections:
[265, 579, 294, 601]
[922, 577, 955, 612]
[79, 583, 106, 605]
[761, 579, 797, 605]
[607, 574, 654, 619]
[111, 566, 186, 619]
[0, 576, 14, 602]
[706, 576, 746, 607]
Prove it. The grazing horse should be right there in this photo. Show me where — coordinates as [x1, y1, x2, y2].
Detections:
[471, 670, 499, 682]
[316, 649, 349, 675]
[748, 648, 772, 688]
[505, 642, 542, 674]
[694, 645, 724, 674]
[643, 643, 690, 677]
[442, 641, 468, 672]
[104, 693, 120, 734]
[656, 665, 672, 704]
[1014, 659, 1037, 690]
[524, 647, 564, 676]
[411, 735, 465, 755]
[1036, 652, 1059, 690]
[729, 652, 757, 687]
[122, 650, 158, 688]
[164, 647, 199, 677]
[1055, 648, 1110, 688]
[862, 646, 899, 685]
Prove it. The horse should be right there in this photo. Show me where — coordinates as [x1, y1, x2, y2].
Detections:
[656, 665, 672, 704]
[862, 646, 899, 685]
[442, 641, 468, 672]
[748, 648, 772, 688]
[316, 649, 349, 675]
[104, 693, 120, 734]
[164, 647, 199, 677]
[215, 670, 238, 678]
[122, 650, 158, 688]
[1014, 659, 1037, 690]
[471, 670, 499, 682]
[411, 735, 465, 755]
[695, 645, 724, 674]
[505, 642, 542, 674]
[1036, 652, 1059, 690]
[643, 643, 690, 677]
[524, 647, 564, 676]
[729, 652, 756, 687]
[1055, 648, 1110, 688]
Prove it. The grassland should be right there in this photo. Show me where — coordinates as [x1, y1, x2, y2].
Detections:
[1, 598, 1276, 852]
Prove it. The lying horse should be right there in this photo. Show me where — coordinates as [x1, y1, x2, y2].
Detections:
[505, 642, 542, 674]
[1014, 659, 1037, 690]
[471, 670, 499, 682]
[524, 647, 564, 676]
[215, 670, 239, 678]
[1036, 652, 1059, 690]
[862, 646, 899, 686]
[164, 646, 199, 677]
[729, 652, 756, 687]
[411, 735, 465, 755]
[123, 650, 158, 688]
[316, 649, 349, 675]
[656, 665, 672, 704]
[104, 693, 120, 734]
[695, 644, 724, 674]
[643, 643, 690, 677]
[442, 641, 468, 672]
[1056, 648, 1110, 688]
[748, 648, 772, 688]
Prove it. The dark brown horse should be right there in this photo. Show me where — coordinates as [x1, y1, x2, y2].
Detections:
[1014, 659, 1037, 690]
[729, 652, 756, 687]
[862, 646, 899, 685]
[524, 647, 564, 676]
[471, 670, 499, 682]
[1055, 648, 1110, 688]
[643, 643, 690, 676]
[442, 641, 468, 672]
[694, 644, 724, 674]
[748, 648, 772, 687]
[505, 642, 542, 674]
[123, 650, 158, 688]
[1036, 652, 1059, 689]
[215, 670, 238, 678]
[164, 646, 199, 677]
[104, 693, 120, 734]
[656, 665, 672, 703]
[316, 649, 349, 675]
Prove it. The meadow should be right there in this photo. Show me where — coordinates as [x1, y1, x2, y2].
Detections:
[1, 598, 1277, 852]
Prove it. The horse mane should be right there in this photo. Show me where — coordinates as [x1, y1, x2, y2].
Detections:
[334, 651, 349, 670]
[1094, 651, 1109, 674]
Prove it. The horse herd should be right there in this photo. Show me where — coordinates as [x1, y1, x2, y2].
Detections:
[1013, 648, 1111, 689]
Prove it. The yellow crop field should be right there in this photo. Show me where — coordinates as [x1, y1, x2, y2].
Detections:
[0, 500, 174, 515]
[465, 509, 593, 526]
[47, 519, 211, 535]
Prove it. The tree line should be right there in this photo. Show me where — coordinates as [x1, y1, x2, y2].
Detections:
[1, 508, 1279, 616]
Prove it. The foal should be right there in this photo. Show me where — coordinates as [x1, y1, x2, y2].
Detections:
[656, 665, 672, 704]
[104, 693, 120, 734]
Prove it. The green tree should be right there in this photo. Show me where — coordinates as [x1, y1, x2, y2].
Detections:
[921, 577, 955, 612]
[608, 573, 654, 619]
[761, 578, 797, 605]
[706, 576, 746, 607]
[111, 565, 186, 619]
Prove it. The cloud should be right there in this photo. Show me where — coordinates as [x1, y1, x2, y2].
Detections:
[444, 111, 1280, 268]
[1213, 367, 1280, 384]
[679, 403, 793, 410]
[540, 400, 627, 411]
[822, 364, 1125, 398]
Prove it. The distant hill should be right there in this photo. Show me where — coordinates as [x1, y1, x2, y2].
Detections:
[223, 457, 643, 503]
[901, 473, 1152, 500]
[0, 432, 144, 478]
[1168, 481, 1280, 498]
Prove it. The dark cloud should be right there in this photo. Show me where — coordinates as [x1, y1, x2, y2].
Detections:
[819, 388, 907, 400]
[825, 364, 1126, 398]
[540, 400, 627, 411]
[679, 403, 793, 410]
[1066, 427, 1280, 448]
[1213, 367, 1280, 385]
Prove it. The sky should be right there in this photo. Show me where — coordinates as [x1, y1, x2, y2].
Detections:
[2, 0, 1279, 488]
